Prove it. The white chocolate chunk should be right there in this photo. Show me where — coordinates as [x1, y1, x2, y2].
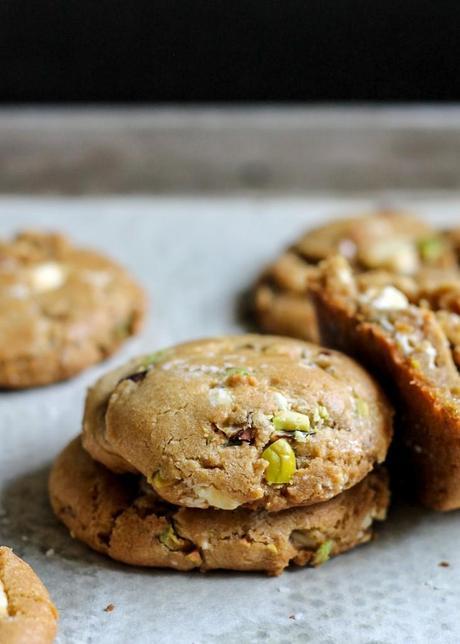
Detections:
[361, 239, 419, 274]
[420, 340, 437, 369]
[361, 286, 409, 311]
[0, 580, 8, 618]
[208, 387, 233, 407]
[196, 486, 240, 510]
[395, 332, 416, 355]
[273, 392, 289, 410]
[29, 262, 66, 293]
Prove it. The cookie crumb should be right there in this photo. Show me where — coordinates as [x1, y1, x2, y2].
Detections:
[289, 614, 296, 620]
[45, 548, 55, 557]
[21, 535, 29, 542]
[104, 603, 115, 612]
[439, 561, 450, 568]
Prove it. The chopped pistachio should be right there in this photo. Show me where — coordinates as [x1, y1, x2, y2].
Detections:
[418, 236, 444, 262]
[410, 357, 421, 370]
[312, 539, 333, 565]
[261, 438, 296, 484]
[115, 322, 130, 339]
[141, 350, 167, 368]
[159, 525, 188, 551]
[273, 410, 311, 433]
[355, 398, 369, 418]
[151, 471, 168, 489]
[225, 367, 249, 378]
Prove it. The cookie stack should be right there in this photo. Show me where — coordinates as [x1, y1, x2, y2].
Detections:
[50, 335, 392, 575]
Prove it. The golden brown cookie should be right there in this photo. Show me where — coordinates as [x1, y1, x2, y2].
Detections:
[82, 334, 393, 512]
[312, 255, 460, 511]
[253, 211, 456, 342]
[49, 437, 390, 576]
[0, 230, 146, 388]
[0, 547, 58, 643]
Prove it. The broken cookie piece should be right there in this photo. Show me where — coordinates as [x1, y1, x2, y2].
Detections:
[312, 255, 460, 511]
[252, 211, 457, 343]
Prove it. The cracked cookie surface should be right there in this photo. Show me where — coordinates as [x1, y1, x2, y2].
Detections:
[313, 255, 460, 511]
[50, 438, 390, 575]
[253, 211, 457, 343]
[0, 547, 58, 643]
[82, 334, 392, 511]
[0, 230, 146, 388]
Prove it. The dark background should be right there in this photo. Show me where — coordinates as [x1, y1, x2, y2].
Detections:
[1, 0, 459, 103]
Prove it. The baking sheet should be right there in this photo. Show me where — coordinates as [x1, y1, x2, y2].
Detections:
[1, 196, 460, 644]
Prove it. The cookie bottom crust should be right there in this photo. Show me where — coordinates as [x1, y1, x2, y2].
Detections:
[50, 438, 389, 576]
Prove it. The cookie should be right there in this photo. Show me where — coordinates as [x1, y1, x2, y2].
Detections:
[253, 211, 456, 343]
[82, 334, 393, 512]
[312, 255, 460, 510]
[49, 437, 389, 576]
[0, 547, 58, 643]
[0, 230, 146, 388]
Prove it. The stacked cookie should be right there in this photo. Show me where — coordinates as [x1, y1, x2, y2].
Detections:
[50, 335, 393, 575]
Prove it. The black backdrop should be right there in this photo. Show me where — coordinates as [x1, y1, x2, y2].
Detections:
[2, 0, 460, 102]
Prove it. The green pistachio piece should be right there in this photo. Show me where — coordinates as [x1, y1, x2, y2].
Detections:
[115, 322, 130, 339]
[410, 357, 421, 370]
[261, 438, 296, 484]
[225, 367, 249, 377]
[150, 471, 168, 489]
[312, 539, 333, 565]
[312, 405, 329, 424]
[355, 398, 369, 418]
[159, 525, 188, 551]
[273, 410, 311, 433]
[418, 237, 444, 262]
[141, 350, 167, 368]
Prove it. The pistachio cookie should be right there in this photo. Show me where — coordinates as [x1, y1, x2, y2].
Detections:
[312, 255, 460, 511]
[82, 334, 393, 512]
[253, 211, 456, 342]
[0, 547, 58, 643]
[50, 438, 389, 576]
[0, 230, 146, 388]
